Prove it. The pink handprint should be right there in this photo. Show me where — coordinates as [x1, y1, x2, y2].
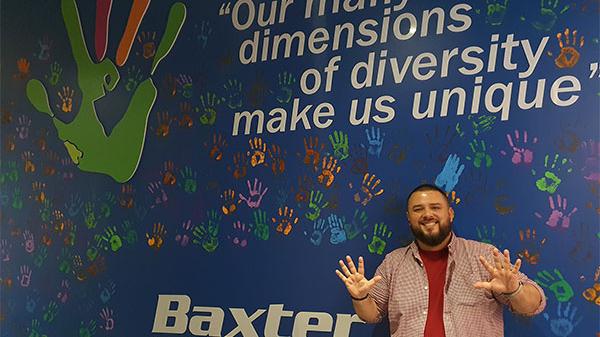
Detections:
[501, 130, 538, 165]
[231, 221, 251, 248]
[23, 230, 35, 253]
[239, 178, 268, 208]
[581, 140, 600, 182]
[175, 220, 193, 247]
[99, 307, 115, 330]
[57, 280, 69, 303]
[537, 194, 578, 229]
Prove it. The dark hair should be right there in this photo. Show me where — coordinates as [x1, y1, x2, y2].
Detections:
[406, 183, 448, 209]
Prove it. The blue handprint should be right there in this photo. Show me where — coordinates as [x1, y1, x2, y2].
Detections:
[543, 301, 582, 337]
[328, 214, 347, 245]
[435, 153, 465, 192]
[364, 126, 384, 158]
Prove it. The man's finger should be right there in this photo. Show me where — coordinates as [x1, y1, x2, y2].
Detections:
[512, 258, 522, 274]
[492, 249, 504, 270]
[358, 256, 365, 275]
[338, 259, 352, 277]
[346, 255, 358, 274]
[502, 249, 511, 270]
[369, 275, 382, 286]
[479, 255, 495, 274]
[473, 281, 492, 290]
[335, 269, 347, 282]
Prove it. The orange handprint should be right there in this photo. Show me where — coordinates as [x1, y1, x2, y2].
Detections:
[317, 156, 341, 188]
[272, 206, 299, 235]
[554, 28, 584, 68]
[248, 137, 267, 167]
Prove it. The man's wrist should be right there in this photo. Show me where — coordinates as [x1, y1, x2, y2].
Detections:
[351, 293, 369, 301]
[502, 280, 524, 298]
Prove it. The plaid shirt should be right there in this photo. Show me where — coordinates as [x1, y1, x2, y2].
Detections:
[369, 234, 546, 337]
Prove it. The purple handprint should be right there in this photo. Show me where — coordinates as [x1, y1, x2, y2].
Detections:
[16, 115, 31, 140]
[239, 178, 268, 208]
[57, 279, 69, 303]
[23, 230, 35, 253]
[19, 265, 32, 287]
[501, 130, 538, 165]
[147, 181, 168, 208]
[0, 239, 10, 261]
[537, 194, 578, 229]
[175, 220, 193, 247]
[580, 140, 600, 182]
[231, 221, 251, 248]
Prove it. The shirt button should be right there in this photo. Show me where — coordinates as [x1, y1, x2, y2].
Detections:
[424, 286, 428, 290]
[422, 310, 427, 315]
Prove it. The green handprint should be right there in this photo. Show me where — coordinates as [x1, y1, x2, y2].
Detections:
[466, 139, 492, 168]
[25, 0, 186, 182]
[102, 226, 123, 252]
[535, 269, 574, 302]
[275, 71, 296, 104]
[99, 192, 116, 218]
[486, 0, 509, 26]
[12, 187, 23, 209]
[224, 79, 243, 109]
[252, 209, 269, 240]
[306, 190, 329, 221]
[83, 201, 97, 229]
[197, 92, 221, 125]
[193, 210, 221, 252]
[43, 300, 58, 323]
[45, 61, 63, 86]
[476, 225, 496, 245]
[58, 247, 72, 274]
[329, 130, 349, 160]
[120, 220, 138, 245]
[5, 161, 19, 182]
[531, 0, 569, 32]
[534, 154, 572, 194]
[367, 223, 392, 255]
[79, 320, 97, 337]
[344, 209, 369, 240]
[179, 166, 197, 193]
[40, 199, 53, 222]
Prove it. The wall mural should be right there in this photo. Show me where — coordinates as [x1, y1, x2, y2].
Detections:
[0, 0, 598, 336]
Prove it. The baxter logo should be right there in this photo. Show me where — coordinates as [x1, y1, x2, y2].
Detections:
[152, 294, 364, 336]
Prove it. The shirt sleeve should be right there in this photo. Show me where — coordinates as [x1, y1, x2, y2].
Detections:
[494, 272, 547, 316]
[368, 255, 392, 322]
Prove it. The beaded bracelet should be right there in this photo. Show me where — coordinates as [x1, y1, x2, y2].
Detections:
[503, 281, 524, 298]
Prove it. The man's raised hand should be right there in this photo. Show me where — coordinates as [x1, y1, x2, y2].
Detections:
[336, 255, 381, 299]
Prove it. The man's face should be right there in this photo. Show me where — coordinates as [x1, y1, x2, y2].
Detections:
[407, 190, 454, 248]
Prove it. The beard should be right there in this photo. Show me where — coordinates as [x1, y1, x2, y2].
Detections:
[410, 220, 452, 247]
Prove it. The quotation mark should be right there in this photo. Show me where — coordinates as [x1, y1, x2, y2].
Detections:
[590, 62, 599, 78]
[219, 2, 231, 15]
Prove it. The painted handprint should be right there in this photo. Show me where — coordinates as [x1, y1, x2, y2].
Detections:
[274, 71, 296, 104]
[221, 189, 238, 215]
[317, 156, 341, 188]
[146, 222, 167, 250]
[329, 130, 350, 160]
[500, 130, 538, 165]
[99, 307, 115, 330]
[19, 265, 32, 287]
[100, 226, 123, 252]
[435, 154, 464, 192]
[177, 101, 193, 127]
[536, 194, 578, 229]
[536, 269, 574, 302]
[476, 225, 496, 245]
[554, 28, 584, 68]
[79, 320, 97, 337]
[582, 282, 600, 305]
[47, 61, 63, 86]
[231, 221, 251, 248]
[125, 65, 143, 91]
[328, 214, 347, 245]
[228, 152, 247, 180]
[224, 79, 243, 109]
[192, 210, 221, 252]
[307, 218, 328, 246]
[36, 35, 53, 60]
[26, 0, 186, 182]
[194, 20, 212, 49]
[43, 300, 59, 323]
[198, 92, 221, 125]
[175, 220, 193, 247]
[23, 230, 35, 253]
[153, 110, 172, 137]
[534, 154, 573, 193]
[466, 139, 492, 168]
[17, 115, 31, 139]
[517, 227, 546, 264]
[364, 126, 384, 158]
[531, 0, 569, 32]
[543, 302, 582, 337]
[272, 206, 299, 235]
[147, 181, 168, 208]
[353, 173, 384, 206]
[247, 137, 267, 167]
[205, 133, 227, 161]
[15, 57, 31, 80]
[267, 144, 286, 175]
[178, 166, 197, 194]
[366, 223, 392, 255]
[302, 136, 325, 166]
[306, 190, 329, 221]
[239, 178, 268, 208]
[344, 209, 369, 240]
[119, 184, 135, 208]
[580, 140, 600, 182]
[251, 209, 269, 240]
[56, 86, 75, 113]
[137, 31, 157, 59]
[350, 144, 369, 175]
[161, 160, 177, 185]
[485, 0, 508, 26]
[177, 74, 194, 99]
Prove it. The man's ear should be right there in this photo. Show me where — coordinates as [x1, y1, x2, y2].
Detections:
[449, 207, 455, 222]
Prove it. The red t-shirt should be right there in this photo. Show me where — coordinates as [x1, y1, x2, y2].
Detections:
[419, 247, 449, 337]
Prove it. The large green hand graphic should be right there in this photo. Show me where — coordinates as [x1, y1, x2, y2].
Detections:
[26, 0, 186, 182]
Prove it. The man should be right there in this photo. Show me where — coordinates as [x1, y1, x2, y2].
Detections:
[335, 184, 545, 337]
